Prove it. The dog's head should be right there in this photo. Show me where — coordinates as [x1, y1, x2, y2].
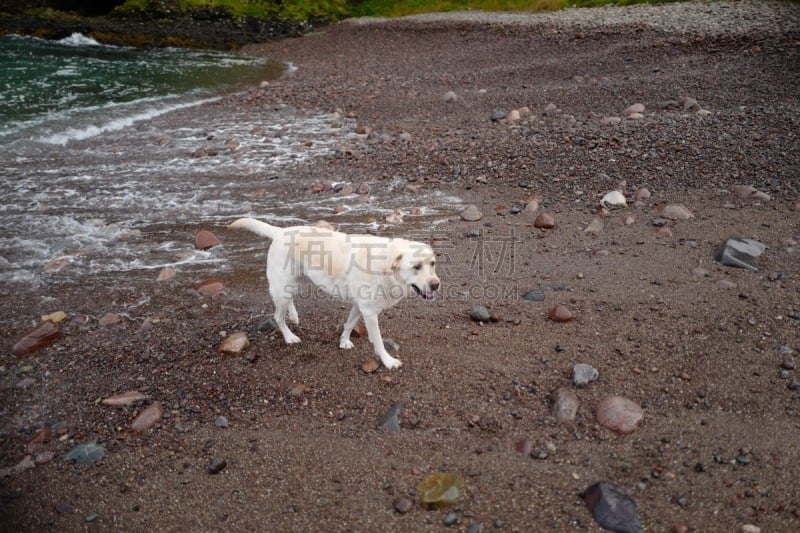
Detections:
[388, 240, 440, 300]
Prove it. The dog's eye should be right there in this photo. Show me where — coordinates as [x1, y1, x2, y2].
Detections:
[413, 264, 422, 271]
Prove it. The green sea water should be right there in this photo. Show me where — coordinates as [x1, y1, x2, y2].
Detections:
[0, 33, 282, 144]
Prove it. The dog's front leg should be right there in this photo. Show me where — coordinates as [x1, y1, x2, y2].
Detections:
[361, 311, 402, 369]
[339, 305, 361, 349]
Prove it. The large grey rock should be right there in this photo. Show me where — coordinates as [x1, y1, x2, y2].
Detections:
[715, 238, 766, 271]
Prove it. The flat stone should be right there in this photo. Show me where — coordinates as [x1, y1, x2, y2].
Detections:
[157, 267, 176, 281]
[195, 229, 221, 250]
[394, 497, 414, 514]
[573, 364, 599, 387]
[522, 290, 545, 302]
[715, 238, 765, 271]
[584, 217, 604, 235]
[41, 311, 67, 323]
[624, 103, 645, 115]
[582, 482, 644, 533]
[196, 278, 226, 296]
[65, 442, 105, 465]
[460, 205, 482, 221]
[219, 331, 249, 355]
[597, 396, 644, 434]
[101, 390, 147, 407]
[377, 402, 404, 432]
[361, 358, 380, 374]
[601, 190, 627, 207]
[131, 402, 163, 432]
[661, 204, 694, 220]
[12, 321, 61, 356]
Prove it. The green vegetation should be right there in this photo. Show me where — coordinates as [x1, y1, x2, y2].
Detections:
[115, 0, 682, 22]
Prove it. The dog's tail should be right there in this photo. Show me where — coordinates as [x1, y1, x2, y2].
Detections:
[228, 217, 282, 240]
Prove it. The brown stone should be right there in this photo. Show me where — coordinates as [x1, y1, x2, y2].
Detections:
[12, 321, 61, 356]
[196, 278, 226, 296]
[548, 305, 573, 323]
[102, 390, 148, 407]
[552, 387, 580, 424]
[131, 402, 163, 432]
[219, 332, 250, 355]
[534, 212, 556, 229]
[195, 229, 221, 250]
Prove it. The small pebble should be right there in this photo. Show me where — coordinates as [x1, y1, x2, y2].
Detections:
[207, 457, 227, 474]
[393, 497, 414, 514]
[444, 512, 459, 526]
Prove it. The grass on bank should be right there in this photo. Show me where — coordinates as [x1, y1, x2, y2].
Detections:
[115, 0, 682, 21]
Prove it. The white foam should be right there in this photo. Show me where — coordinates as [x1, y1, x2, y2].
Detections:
[57, 33, 102, 47]
[37, 96, 220, 145]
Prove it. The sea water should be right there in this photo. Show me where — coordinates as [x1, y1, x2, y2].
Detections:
[0, 34, 461, 288]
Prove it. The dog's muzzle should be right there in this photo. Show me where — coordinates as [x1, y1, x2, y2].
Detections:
[412, 280, 439, 300]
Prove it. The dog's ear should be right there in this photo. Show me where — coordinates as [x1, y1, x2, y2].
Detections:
[390, 253, 403, 272]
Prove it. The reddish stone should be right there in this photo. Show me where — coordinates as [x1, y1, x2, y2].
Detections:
[596, 396, 644, 434]
[195, 230, 221, 250]
[131, 402, 163, 432]
[534, 212, 556, 229]
[196, 278, 225, 296]
[12, 321, 61, 356]
[548, 305, 573, 323]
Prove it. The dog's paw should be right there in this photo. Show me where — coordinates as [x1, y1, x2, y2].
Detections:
[339, 339, 355, 350]
[381, 356, 403, 370]
[284, 333, 301, 344]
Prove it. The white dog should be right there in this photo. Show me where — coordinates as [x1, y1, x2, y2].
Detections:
[228, 217, 440, 369]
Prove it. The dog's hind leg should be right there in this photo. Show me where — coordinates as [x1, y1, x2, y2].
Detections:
[339, 304, 362, 349]
[271, 284, 301, 344]
[361, 310, 402, 369]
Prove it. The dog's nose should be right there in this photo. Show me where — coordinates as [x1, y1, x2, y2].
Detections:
[430, 280, 440, 291]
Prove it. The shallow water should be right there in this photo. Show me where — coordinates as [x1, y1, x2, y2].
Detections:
[0, 37, 463, 290]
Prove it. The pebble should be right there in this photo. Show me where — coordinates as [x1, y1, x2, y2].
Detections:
[622, 214, 636, 225]
[214, 415, 229, 428]
[633, 187, 651, 199]
[582, 482, 643, 533]
[661, 204, 694, 220]
[131, 402, 163, 432]
[515, 438, 533, 456]
[552, 387, 579, 424]
[624, 103, 645, 115]
[601, 116, 621, 125]
[417, 472, 463, 509]
[157, 267, 176, 281]
[534, 212, 556, 229]
[207, 456, 227, 474]
[506, 109, 521, 123]
[596, 396, 644, 434]
[655, 227, 673, 238]
[195, 229, 221, 250]
[12, 320, 61, 356]
[524, 198, 540, 213]
[101, 390, 147, 407]
[573, 363, 599, 386]
[65, 442, 105, 465]
[98, 312, 121, 326]
[361, 358, 380, 374]
[444, 512, 459, 526]
[460, 205, 483, 221]
[442, 91, 458, 102]
[218, 331, 250, 355]
[548, 305, 573, 323]
[490, 109, 507, 122]
[584, 217, 604, 235]
[393, 497, 414, 514]
[41, 311, 66, 323]
[601, 190, 627, 207]
[522, 289, 545, 302]
[716, 279, 737, 289]
[196, 278, 226, 297]
[467, 524, 482, 533]
[741, 525, 761, 533]
[469, 305, 491, 323]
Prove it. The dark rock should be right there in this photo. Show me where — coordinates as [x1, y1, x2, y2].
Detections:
[207, 457, 227, 474]
[582, 482, 644, 533]
[469, 305, 491, 323]
[522, 290, 545, 302]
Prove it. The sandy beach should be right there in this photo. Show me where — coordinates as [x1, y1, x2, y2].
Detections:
[2, 1, 800, 530]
